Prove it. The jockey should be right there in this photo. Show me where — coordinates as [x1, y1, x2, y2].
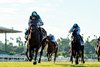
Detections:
[25, 11, 44, 41]
[28, 11, 43, 27]
[69, 23, 84, 45]
[48, 34, 57, 48]
[69, 23, 85, 63]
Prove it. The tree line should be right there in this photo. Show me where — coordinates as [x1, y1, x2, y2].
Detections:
[0, 36, 98, 59]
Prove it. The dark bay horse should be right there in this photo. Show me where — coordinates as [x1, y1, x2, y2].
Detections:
[26, 25, 41, 65]
[96, 42, 100, 61]
[70, 29, 84, 64]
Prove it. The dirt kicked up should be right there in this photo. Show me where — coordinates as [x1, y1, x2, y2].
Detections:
[0, 62, 100, 67]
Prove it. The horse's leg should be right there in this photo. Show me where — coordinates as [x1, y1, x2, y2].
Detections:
[26, 48, 31, 61]
[81, 53, 85, 63]
[50, 53, 52, 61]
[46, 48, 50, 61]
[98, 47, 100, 61]
[26, 46, 33, 61]
[98, 54, 99, 61]
[33, 48, 38, 65]
[47, 53, 50, 61]
[70, 55, 73, 64]
[54, 48, 58, 63]
[70, 50, 73, 64]
[29, 50, 33, 61]
[81, 46, 85, 63]
[75, 51, 79, 64]
[98, 55, 100, 61]
[38, 46, 45, 63]
[47, 53, 49, 61]
[47, 53, 51, 61]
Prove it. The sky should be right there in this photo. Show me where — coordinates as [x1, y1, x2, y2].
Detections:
[0, 0, 100, 45]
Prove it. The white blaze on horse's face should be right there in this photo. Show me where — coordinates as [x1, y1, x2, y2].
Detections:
[46, 38, 49, 42]
[30, 27, 33, 32]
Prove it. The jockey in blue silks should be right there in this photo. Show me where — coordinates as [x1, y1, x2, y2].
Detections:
[28, 11, 43, 27]
[69, 23, 84, 45]
[25, 11, 44, 41]
[48, 34, 57, 48]
[69, 23, 85, 63]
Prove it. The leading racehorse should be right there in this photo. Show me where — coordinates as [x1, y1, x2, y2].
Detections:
[26, 24, 41, 65]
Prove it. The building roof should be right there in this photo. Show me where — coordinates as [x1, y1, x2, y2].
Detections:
[0, 26, 22, 52]
[0, 26, 22, 33]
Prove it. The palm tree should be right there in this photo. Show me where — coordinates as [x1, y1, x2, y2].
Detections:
[16, 37, 22, 46]
[87, 36, 90, 42]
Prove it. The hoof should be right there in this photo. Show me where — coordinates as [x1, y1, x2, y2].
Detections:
[83, 61, 85, 63]
[38, 61, 41, 63]
[28, 58, 32, 61]
[33, 61, 37, 65]
[38, 59, 41, 63]
[71, 61, 73, 64]
[75, 61, 79, 65]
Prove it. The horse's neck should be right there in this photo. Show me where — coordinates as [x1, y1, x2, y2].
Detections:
[49, 41, 54, 49]
[72, 30, 77, 37]
[28, 31, 32, 39]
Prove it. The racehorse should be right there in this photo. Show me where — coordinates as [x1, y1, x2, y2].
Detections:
[96, 42, 100, 61]
[46, 36, 58, 63]
[39, 36, 58, 63]
[70, 29, 85, 64]
[26, 24, 41, 65]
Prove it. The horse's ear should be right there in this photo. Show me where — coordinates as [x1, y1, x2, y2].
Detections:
[30, 16, 32, 19]
[47, 36, 49, 38]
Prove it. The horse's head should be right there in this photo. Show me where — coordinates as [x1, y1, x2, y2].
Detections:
[46, 36, 53, 43]
[28, 24, 40, 41]
[72, 29, 78, 37]
[29, 24, 38, 33]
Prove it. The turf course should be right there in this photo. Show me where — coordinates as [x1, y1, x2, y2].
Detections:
[0, 62, 100, 67]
